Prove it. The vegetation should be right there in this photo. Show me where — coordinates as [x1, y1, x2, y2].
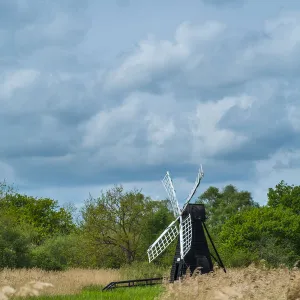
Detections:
[1, 179, 300, 271]
[196, 182, 300, 268]
[1, 178, 300, 298]
[1, 266, 299, 300]
[160, 265, 300, 300]
[80, 186, 174, 268]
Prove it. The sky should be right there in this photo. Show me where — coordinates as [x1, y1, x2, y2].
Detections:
[1, 0, 300, 209]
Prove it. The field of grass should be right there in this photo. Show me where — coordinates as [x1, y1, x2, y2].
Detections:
[1, 265, 300, 300]
[0, 267, 163, 300]
[161, 265, 300, 300]
[0, 268, 121, 296]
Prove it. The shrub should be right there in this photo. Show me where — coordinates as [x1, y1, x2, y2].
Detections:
[0, 216, 32, 269]
[30, 233, 94, 271]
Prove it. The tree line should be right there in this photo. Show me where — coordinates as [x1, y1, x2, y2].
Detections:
[0, 179, 299, 271]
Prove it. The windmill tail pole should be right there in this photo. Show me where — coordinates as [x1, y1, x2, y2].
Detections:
[202, 221, 226, 273]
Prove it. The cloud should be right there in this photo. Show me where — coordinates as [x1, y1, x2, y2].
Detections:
[0, 69, 39, 98]
[0, 0, 91, 73]
[1, 2, 300, 206]
[105, 13, 300, 99]
[104, 21, 227, 94]
[201, 0, 245, 6]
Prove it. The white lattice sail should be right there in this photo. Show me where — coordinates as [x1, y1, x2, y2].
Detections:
[162, 171, 181, 218]
[181, 214, 192, 257]
[147, 219, 179, 262]
[147, 165, 204, 263]
[183, 165, 204, 210]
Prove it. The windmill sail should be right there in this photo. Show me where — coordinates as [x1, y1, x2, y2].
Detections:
[162, 172, 181, 218]
[182, 165, 204, 211]
[147, 165, 204, 263]
[181, 214, 192, 258]
[147, 219, 180, 262]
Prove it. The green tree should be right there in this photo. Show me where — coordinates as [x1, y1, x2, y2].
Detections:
[81, 185, 173, 267]
[142, 199, 175, 266]
[0, 193, 75, 244]
[218, 206, 300, 267]
[0, 181, 81, 269]
[268, 180, 300, 214]
[197, 184, 259, 233]
[30, 232, 94, 271]
[0, 215, 32, 268]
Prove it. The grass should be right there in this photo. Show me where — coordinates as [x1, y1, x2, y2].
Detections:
[20, 285, 163, 300]
[1, 265, 300, 300]
[160, 264, 300, 300]
[0, 268, 121, 296]
[0, 267, 164, 300]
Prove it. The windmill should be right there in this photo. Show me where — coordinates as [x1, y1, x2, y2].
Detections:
[147, 165, 226, 282]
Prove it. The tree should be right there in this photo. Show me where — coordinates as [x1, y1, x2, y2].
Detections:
[30, 233, 94, 271]
[218, 206, 300, 267]
[81, 185, 172, 267]
[142, 199, 175, 266]
[268, 180, 300, 214]
[197, 184, 259, 233]
[0, 192, 75, 245]
[0, 215, 32, 268]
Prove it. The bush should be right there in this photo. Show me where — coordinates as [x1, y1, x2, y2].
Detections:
[256, 237, 300, 268]
[0, 217, 32, 268]
[217, 206, 300, 268]
[30, 233, 94, 270]
[219, 248, 257, 268]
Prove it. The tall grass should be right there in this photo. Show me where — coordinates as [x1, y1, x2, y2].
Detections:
[0, 268, 120, 296]
[1, 265, 300, 299]
[161, 265, 300, 300]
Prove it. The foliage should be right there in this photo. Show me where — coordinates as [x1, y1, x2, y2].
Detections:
[0, 215, 32, 268]
[0, 192, 75, 245]
[268, 180, 300, 214]
[80, 185, 173, 267]
[1, 178, 300, 271]
[0, 182, 77, 269]
[141, 199, 175, 266]
[218, 206, 300, 267]
[30, 233, 95, 271]
[197, 184, 259, 234]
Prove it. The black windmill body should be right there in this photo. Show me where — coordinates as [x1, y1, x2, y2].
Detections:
[147, 166, 226, 282]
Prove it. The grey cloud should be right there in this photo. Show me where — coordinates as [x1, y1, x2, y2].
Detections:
[0, 114, 76, 159]
[104, 14, 300, 100]
[201, 0, 245, 6]
[0, 0, 91, 73]
[0, 71, 103, 162]
[217, 79, 300, 161]
[10, 155, 253, 188]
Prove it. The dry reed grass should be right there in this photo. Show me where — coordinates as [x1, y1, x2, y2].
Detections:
[0, 268, 120, 296]
[1, 266, 300, 299]
[161, 265, 300, 300]
[0, 281, 54, 300]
